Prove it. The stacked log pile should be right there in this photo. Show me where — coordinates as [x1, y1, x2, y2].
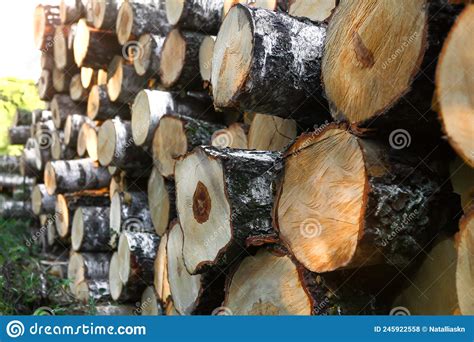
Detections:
[3, 0, 469, 315]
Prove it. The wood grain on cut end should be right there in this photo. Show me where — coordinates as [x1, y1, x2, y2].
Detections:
[160, 29, 186, 88]
[97, 119, 116, 166]
[116, 1, 134, 45]
[154, 232, 171, 305]
[148, 168, 172, 236]
[248, 113, 296, 151]
[289, 0, 337, 22]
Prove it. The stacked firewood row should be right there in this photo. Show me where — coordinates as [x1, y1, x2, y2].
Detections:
[17, 0, 473, 316]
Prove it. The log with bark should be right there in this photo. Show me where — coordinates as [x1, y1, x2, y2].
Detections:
[274, 123, 459, 273]
[109, 251, 139, 302]
[91, 0, 121, 30]
[32, 109, 53, 126]
[51, 94, 86, 129]
[8, 126, 30, 145]
[133, 33, 166, 77]
[153, 232, 171, 307]
[198, 35, 215, 89]
[52, 67, 73, 93]
[288, 0, 337, 22]
[159, 29, 205, 90]
[175, 146, 281, 274]
[38, 69, 55, 101]
[165, 0, 224, 34]
[211, 123, 248, 149]
[20, 140, 42, 178]
[140, 286, 163, 315]
[71, 206, 111, 252]
[456, 207, 474, 315]
[0, 200, 34, 220]
[0, 173, 35, 192]
[248, 113, 296, 151]
[0, 155, 20, 174]
[321, 0, 462, 132]
[107, 56, 148, 103]
[148, 167, 176, 236]
[436, 5, 474, 167]
[13, 109, 33, 127]
[76, 121, 98, 158]
[44, 158, 111, 195]
[31, 136, 53, 172]
[64, 114, 91, 149]
[80, 67, 107, 89]
[97, 117, 151, 172]
[131, 89, 219, 148]
[51, 130, 76, 160]
[41, 51, 55, 71]
[167, 221, 225, 314]
[53, 25, 76, 71]
[116, 1, 169, 45]
[34, 4, 60, 50]
[212, 4, 329, 121]
[32, 184, 56, 215]
[69, 73, 89, 102]
[109, 171, 148, 201]
[60, 0, 85, 24]
[87, 84, 131, 120]
[73, 19, 122, 68]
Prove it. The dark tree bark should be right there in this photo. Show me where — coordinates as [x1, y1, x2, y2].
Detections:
[13, 109, 33, 127]
[52, 66, 73, 93]
[165, 0, 224, 35]
[87, 84, 131, 120]
[8, 126, 30, 145]
[0, 200, 34, 220]
[60, 0, 85, 24]
[64, 114, 91, 148]
[51, 94, 86, 129]
[71, 206, 111, 252]
[107, 57, 148, 103]
[32, 184, 56, 215]
[0, 156, 20, 174]
[38, 69, 55, 101]
[91, 0, 121, 30]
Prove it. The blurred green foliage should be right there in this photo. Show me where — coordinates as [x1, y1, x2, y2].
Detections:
[0, 77, 43, 155]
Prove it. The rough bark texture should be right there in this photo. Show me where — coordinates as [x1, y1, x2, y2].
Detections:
[32, 184, 56, 215]
[0, 156, 20, 174]
[87, 85, 131, 120]
[41, 51, 55, 71]
[13, 109, 33, 127]
[65, 114, 90, 148]
[0, 200, 34, 219]
[60, 0, 85, 24]
[134, 33, 166, 77]
[166, 0, 224, 35]
[8, 126, 30, 145]
[107, 57, 148, 103]
[91, 0, 121, 30]
[38, 69, 55, 101]
[0, 174, 35, 191]
[51, 94, 86, 129]
[73, 206, 111, 252]
[69, 73, 89, 102]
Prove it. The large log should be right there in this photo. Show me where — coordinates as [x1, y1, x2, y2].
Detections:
[321, 0, 461, 132]
[167, 221, 225, 314]
[91, 0, 121, 30]
[87, 84, 131, 120]
[288, 0, 337, 22]
[64, 114, 91, 149]
[165, 0, 224, 35]
[44, 158, 111, 195]
[275, 123, 459, 273]
[107, 56, 148, 103]
[175, 146, 280, 274]
[247, 113, 296, 151]
[51, 94, 86, 129]
[60, 0, 85, 24]
[71, 206, 111, 252]
[148, 168, 176, 236]
[32, 184, 56, 215]
[38, 69, 55, 101]
[116, 1, 169, 45]
[456, 207, 474, 315]
[133, 33, 166, 77]
[153, 232, 171, 307]
[160, 29, 205, 90]
[34, 4, 60, 50]
[436, 5, 474, 167]
[8, 126, 30, 145]
[212, 4, 328, 121]
[73, 19, 122, 68]
[131, 89, 219, 148]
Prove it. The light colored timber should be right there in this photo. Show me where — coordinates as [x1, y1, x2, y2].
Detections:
[288, 0, 337, 22]
[248, 114, 296, 151]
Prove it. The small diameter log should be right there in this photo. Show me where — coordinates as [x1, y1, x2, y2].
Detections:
[80, 67, 101, 88]
[0, 200, 33, 220]
[21, 140, 41, 178]
[131, 89, 219, 148]
[110, 191, 155, 248]
[69, 73, 89, 102]
[211, 123, 248, 149]
[68, 252, 111, 302]
[32, 110, 53, 126]
[77, 122, 90, 157]
[53, 25, 76, 71]
[117, 231, 160, 299]
[140, 286, 163, 315]
[8, 126, 30, 145]
[13, 109, 32, 127]
[60, 0, 85, 24]
[456, 208, 474, 315]
[153, 233, 171, 306]
[34, 4, 60, 50]
[91, 0, 121, 30]
[165, 0, 224, 35]
[79, 121, 99, 160]
[436, 5, 474, 167]
[275, 123, 458, 273]
[52, 67, 73, 93]
[175, 146, 281, 274]
[64, 114, 91, 148]
[44, 158, 111, 195]
[198, 35, 215, 88]
[167, 221, 225, 314]
[97, 117, 151, 171]
[41, 51, 55, 70]
[133, 33, 166, 77]
[71, 206, 111, 252]
[212, 5, 328, 119]
[148, 168, 176, 236]
[248, 113, 296, 151]
[32, 184, 56, 215]
[152, 114, 224, 178]
[51, 94, 86, 129]
[107, 56, 148, 103]
[225, 249, 392, 315]
[32, 136, 53, 172]
[56, 193, 110, 239]
[0, 155, 20, 174]
[322, 0, 461, 131]
[51, 130, 76, 160]
[38, 69, 55, 100]
[160, 29, 205, 90]
[109, 171, 148, 201]
[87, 84, 131, 120]
[73, 19, 122, 68]
[288, 0, 337, 22]
[116, 1, 169, 45]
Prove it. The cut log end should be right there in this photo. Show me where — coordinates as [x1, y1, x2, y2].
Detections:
[456, 208, 474, 315]
[154, 233, 171, 305]
[160, 29, 186, 88]
[31, 185, 44, 215]
[131, 90, 151, 146]
[116, 1, 134, 45]
[141, 286, 162, 315]
[71, 207, 84, 251]
[73, 19, 91, 67]
[81, 67, 94, 88]
[148, 168, 171, 236]
[87, 84, 100, 119]
[134, 34, 153, 76]
[91, 0, 107, 28]
[44, 162, 57, 195]
[109, 252, 123, 301]
[165, 0, 185, 26]
[97, 119, 116, 166]
[199, 35, 215, 84]
[106, 56, 123, 102]
[55, 194, 70, 238]
[289, 0, 337, 22]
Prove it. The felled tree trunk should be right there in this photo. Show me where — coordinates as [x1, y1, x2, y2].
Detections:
[160, 29, 205, 90]
[0, 174, 35, 191]
[248, 113, 297, 151]
[165, 0, 224, 35]
[87, 84, 131, 120]
[97, 117, 151, 172]
[38, 69, 55, 100]
[60, 0, 85, 24]
[131, 89, 219, 148]
[198, 35, 215, 89]
[116, 1, 169, 45]
[8, 126, 30, 145]
[456, 207, 474, 315]
[152, 114, 224, 178]
[53, 25, 76, 71]
[167, 221, 225, 314]
[0, 200, 34, 220]
[64, 114, 91, 148]
[73, 19, 122, 68]
[71, 206, 111, 252]
[288, 0, 337, 22]
[107, 56, 148, 103]
[109, 252, 141, 302]
[51, 94, 86, 129]
[175, 146, 281, 274]
[34, 4, 60, 50]
[91, 0, 121, 30]
[20, 141, 42, 178]
[0, 155, 20, 174]
[69, 73, 89, 102]
[133, 33, 166, 77]
[41, 51, 55, 70]
[212, 5, 328, 122]
[211, 123, 248, 149]
[275, 123, 459, 273]
[52, 67, 73, 93]
[153, 232, 171, 306]
[13, 109, 33, 126]
[32, 184, 56, 215]
[44, 158, 111, 195]
[50, 130, 76, 160]
[148, 168, 176, 236]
